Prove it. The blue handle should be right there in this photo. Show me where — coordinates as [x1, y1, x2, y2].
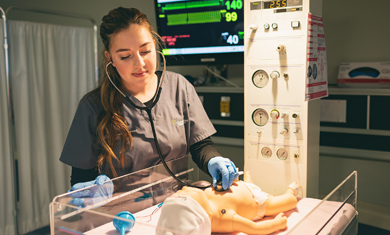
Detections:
[113, 211, 135, 234]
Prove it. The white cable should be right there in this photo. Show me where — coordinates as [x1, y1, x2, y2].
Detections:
[105, 62, 127, 97]
[204, 66, 243, 90]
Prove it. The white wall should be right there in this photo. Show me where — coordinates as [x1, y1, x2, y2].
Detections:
[0, 0, 159, 75]
[321, 1, 390, 230]
[323, 0, 390, 84]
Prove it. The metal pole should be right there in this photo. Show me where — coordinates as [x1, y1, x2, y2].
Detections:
[93, 25, 99, 85]
[1, 6, 19, 235]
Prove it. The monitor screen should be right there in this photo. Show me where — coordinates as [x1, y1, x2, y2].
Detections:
[154, 0, 244, 65]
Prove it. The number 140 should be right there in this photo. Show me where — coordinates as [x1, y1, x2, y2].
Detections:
[225, 0, 243, 10]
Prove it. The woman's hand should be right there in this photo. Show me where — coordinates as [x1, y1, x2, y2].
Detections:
[68, 175, 113, 208]
[208, 156, 239, 190]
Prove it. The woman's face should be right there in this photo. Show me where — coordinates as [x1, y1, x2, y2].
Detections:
[106, 24, 157, 91]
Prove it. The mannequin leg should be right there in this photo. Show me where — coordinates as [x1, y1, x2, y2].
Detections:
[243, 173, 300, 217]
[264, 186, 298, 216]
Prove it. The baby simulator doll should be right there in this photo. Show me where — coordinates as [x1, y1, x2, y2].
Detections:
[157, 172, 301, 234]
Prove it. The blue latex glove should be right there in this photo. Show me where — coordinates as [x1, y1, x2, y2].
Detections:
[68, 175, 113, 208]
[208, 156, 239, 190]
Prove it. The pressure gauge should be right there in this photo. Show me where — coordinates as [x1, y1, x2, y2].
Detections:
[261, 147, 272, 158]
[277, 148, 288, 160]
[252, 108, 269, 126]
[252, 70, 269, 88]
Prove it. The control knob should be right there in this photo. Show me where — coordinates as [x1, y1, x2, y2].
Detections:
[270, 109, 280, 119]
[270, 71, 280, 79]
[280, 128, 289, 136]
[276, 44, 286, 53]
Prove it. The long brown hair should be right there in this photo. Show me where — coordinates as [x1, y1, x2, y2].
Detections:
[98, 7, 161, 177]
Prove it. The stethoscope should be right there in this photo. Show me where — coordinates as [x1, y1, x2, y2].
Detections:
[105, 51, 218, 191]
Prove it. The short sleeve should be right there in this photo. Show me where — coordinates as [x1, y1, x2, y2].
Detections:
[186, 81, 216, 146]
[59, 99, 101, 169]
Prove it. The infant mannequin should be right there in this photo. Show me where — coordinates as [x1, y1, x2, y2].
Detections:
[157, 172, 301, 234]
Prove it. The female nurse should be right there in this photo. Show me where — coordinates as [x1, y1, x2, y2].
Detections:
[59, 7, 239, 195]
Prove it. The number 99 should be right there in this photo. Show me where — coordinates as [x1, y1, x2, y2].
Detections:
[226, 12, 237, 22]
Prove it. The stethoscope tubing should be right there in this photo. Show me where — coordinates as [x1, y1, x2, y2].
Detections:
[105, 51, 212, 190]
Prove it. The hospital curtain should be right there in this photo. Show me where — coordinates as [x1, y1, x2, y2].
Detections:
[0, 19, 18, 235]
[7, 20, 96, 234]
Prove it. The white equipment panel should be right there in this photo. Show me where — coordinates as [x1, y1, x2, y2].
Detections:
[244, 0, 322, 197]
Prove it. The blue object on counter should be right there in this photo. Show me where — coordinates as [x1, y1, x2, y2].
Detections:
[113, 211, 135, 235]
[349, 67, 380, 78]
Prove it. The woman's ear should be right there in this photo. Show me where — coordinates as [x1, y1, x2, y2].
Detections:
[104, 51, 115, 67]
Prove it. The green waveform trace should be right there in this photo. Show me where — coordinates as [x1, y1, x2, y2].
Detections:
[162, 0, 223, 12]
[167, 10, 222, 26]
[162, 2, 186, 12]
[186, 0, 222, 9]
[188, 11, 221, 24]
[167, 13, 188, 26]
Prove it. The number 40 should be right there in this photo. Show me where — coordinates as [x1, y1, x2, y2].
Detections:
[227, 35, 239, 44]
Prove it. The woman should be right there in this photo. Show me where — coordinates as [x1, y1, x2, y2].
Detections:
[60, 7, 238, 193]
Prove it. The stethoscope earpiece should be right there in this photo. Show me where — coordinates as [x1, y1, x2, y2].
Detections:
[113, 211, 135, 235]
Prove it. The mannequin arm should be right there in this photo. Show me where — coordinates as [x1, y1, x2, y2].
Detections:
[232, 213, 287, 234]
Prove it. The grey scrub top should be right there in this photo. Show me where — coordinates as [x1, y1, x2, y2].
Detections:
[60, 71, 216, 178]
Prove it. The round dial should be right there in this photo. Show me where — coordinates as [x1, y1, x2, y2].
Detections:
[277, 148, 288, 160]
[261, 147, 272, 158]
[252, 108, 269, 126]
[270, 109, 280, 119]
[252, 70, 269, 88]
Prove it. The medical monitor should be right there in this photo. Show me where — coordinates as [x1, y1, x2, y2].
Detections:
[154, 0, 244, 65]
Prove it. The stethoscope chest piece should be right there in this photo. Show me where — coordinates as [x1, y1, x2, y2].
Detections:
[215, 181, 224, 192]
